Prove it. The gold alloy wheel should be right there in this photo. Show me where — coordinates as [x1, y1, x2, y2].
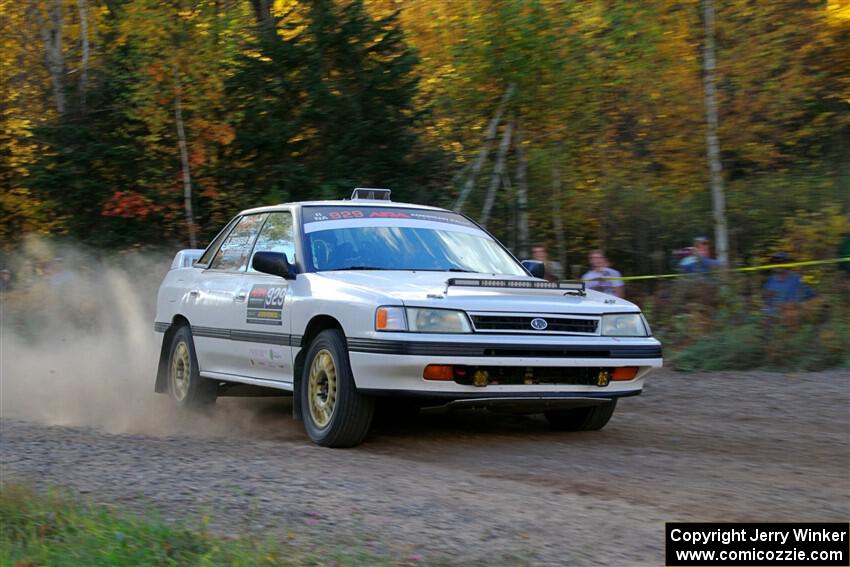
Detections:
[307, 349, 338, 428]
[171, 341, 191, 402]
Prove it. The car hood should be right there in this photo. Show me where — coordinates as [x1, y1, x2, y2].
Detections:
[315, 271, 638, 315]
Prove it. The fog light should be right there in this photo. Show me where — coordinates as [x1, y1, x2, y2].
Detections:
[611, 367, 638, 381]
[597, 370, 610, 387]
[473, 370, 489, 387]
[423, 364, 454, 381]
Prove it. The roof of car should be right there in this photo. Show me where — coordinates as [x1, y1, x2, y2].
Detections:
[239, 199, 449, 216]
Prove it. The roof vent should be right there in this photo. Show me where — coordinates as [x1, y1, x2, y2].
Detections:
[350, 187, 392, 201]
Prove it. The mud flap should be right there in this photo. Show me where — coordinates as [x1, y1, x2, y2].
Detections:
[154, 327, 173, 394]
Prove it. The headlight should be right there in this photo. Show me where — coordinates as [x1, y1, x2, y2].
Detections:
[375, 306, 471, 333]
[640, 314, 653, 336]
[407, 308, 471, 333]
[601, 313, 649, 337]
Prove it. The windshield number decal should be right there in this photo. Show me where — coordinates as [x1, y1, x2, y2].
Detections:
[327, 210, 364, 220]
[247, 285, 286, 325]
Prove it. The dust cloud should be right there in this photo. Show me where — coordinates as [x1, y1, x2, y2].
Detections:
[0, 238, 298, 440]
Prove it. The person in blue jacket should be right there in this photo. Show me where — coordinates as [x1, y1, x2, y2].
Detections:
[763, 253, 814, 316]
[678, 236, 721, 274]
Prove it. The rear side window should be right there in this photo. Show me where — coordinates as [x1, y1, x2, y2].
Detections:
[250, 211, 296, 269]
[210, 214, 267, 271]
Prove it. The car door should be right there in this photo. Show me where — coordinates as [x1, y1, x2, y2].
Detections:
[185, 213, 267, 376]
[231, 211, 297, 383]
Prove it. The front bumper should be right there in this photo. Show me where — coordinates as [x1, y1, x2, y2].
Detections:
[346, 334, 662, 398]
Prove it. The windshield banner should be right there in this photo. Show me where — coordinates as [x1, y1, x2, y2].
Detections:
[302, 206, 482, 235]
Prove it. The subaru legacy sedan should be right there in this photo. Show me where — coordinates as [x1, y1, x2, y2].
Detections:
[154, 189, 662, 447]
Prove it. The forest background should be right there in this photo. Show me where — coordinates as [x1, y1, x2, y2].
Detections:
[2, 0, 849, 369]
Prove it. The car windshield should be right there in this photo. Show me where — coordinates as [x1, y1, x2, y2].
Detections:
[302, 205, 526, 275]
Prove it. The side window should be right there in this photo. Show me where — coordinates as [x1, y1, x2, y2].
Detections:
[250, 212, 296, 270]
[210, 214, 267, 271]
[196, 216, 239, 267]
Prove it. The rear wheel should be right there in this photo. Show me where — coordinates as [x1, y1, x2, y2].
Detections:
[168, 325, 217, 407]
[301, 329, 374, 447]
[544, 399, 617, 431]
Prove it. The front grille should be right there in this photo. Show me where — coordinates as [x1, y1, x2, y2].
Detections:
[470, 314, 598, 334]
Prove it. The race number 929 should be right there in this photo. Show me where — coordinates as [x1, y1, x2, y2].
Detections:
[264, 286, 286, 308]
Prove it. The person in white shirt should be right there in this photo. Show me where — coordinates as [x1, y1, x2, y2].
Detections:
[582, 250, 624, 298]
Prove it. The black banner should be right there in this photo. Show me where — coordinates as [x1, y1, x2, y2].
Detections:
[666, 523, 849, 566]
[301, 205, 477, 228]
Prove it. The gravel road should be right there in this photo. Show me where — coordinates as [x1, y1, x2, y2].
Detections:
[2, 369, 848, 566]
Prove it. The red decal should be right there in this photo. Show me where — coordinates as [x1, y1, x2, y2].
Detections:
[369, 211, 410, 218]
[328, 210, 366, 220]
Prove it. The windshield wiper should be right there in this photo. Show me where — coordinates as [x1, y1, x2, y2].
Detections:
[332, 266, 478, 272]
[411, 267, 477, 273]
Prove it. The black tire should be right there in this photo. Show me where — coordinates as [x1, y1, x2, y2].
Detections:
[301, 329, 374, 447]
[544, 399, 617, 431]
[167, 325, 218, 408]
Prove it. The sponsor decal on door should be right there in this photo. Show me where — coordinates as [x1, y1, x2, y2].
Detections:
[247, 285, 286, 325]
[248, 348, 287, 369]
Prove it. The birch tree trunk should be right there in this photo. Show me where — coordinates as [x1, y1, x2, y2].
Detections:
[174, 72, 198, 248]
[514, 117, 530, 259]
[36, 0, 66, 116]
[702, 0, 729, 266]
[502, 174, 516, 251]
[453, 84, 515, 212]
[551, 162, 567, 279]
[77, 0, 90, 112]
[479, 118, 513, 226]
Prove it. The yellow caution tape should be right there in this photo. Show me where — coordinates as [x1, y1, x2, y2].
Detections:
[583, 257, 850, 282]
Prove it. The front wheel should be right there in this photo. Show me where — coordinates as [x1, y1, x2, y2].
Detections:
[168, 325, 218, 408]
[301, 329, 374, 447]
[544, 399, 617, 431]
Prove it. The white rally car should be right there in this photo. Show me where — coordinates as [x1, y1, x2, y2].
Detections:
[154, 189, 662, 447]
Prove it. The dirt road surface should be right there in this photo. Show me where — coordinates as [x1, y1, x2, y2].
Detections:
[2, 370, 848, 565]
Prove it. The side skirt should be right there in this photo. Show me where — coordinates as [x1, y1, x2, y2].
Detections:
[200, 371, 294, 393]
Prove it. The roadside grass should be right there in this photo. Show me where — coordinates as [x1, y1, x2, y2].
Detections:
[0, 483, 403, 566]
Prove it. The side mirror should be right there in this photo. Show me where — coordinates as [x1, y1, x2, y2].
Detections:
[252, 251, 295, 280]
[521, 260, 546, 279]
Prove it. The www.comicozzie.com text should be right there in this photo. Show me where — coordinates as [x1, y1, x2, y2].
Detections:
[670, 526, 847, 546]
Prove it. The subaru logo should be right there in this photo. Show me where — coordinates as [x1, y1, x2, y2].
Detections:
[530, 318, 548, 330]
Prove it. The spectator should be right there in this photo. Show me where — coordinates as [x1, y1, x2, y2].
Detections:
[0, 268, 12, 292]
[763, 253, 814, 317]
[678, 236, 721, 274]
[531, 245, 562, 282]
[581, 250, 624, 297]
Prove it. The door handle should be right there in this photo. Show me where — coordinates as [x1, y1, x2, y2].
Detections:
[234, 292, 247, 302]
[189, 290, 199, 297]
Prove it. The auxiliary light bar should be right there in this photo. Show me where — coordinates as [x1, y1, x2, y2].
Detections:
[447, 278, 586, 294]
